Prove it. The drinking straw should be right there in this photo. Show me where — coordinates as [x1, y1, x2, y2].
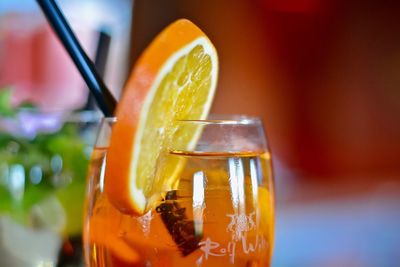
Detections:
[94, 29, 111, 80]
[36, 0, 116, 116]
[85, 29, 111, 110]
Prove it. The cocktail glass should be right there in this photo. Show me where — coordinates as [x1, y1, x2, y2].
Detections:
[84, 115, 275, 266]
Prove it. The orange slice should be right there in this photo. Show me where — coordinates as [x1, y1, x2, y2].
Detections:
[105, 19, 218, 214]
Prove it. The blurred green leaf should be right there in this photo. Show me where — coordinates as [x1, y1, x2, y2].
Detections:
[0, 87, 15, 116]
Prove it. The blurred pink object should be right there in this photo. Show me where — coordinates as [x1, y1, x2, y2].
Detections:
[0, 13, 95, 111]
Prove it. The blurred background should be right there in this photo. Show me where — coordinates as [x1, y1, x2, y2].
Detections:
[1, 0, 400, 266]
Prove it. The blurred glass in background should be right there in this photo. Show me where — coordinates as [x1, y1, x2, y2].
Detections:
[0, 0, 133, 266]
[0, 108, 100, 266]
[129, 0, 400, 266]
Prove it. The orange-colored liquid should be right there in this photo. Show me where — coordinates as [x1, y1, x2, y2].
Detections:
[84, 148, 274, 267]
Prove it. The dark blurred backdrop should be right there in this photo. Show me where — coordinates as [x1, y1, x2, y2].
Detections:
[129, 1, 400, 266]
[130, 0, 400, 179]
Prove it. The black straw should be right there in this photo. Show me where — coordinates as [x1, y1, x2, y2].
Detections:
[36, 0, 116, 116]
[94, 30, 111, 80]
[85, 29, 111, 110]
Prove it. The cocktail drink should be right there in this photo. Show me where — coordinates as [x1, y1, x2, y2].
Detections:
[84, 117, 274, 266]
[82, 19, 275, 267]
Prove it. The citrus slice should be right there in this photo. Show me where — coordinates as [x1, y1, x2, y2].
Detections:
[105, 19, 218, 215]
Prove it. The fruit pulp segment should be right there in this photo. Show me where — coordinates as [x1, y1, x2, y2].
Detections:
[136, 44, 213, 196]
[85, 149, 274, 266]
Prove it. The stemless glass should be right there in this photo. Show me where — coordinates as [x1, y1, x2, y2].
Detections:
[0, 110, 101, 267]
[84, 116, 275, 267]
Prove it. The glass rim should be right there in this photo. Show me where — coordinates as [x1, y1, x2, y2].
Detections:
[100, 115, 262, 125]
[177, 115, 262, 125]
